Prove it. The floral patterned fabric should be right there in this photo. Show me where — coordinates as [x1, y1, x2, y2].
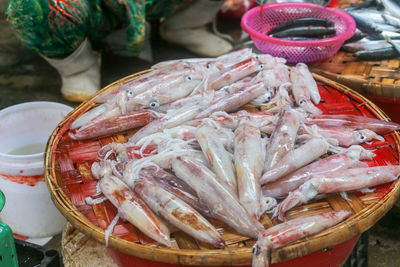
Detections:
[5, 0, 188, 58]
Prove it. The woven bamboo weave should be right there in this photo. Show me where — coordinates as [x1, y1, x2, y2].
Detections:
[44, 71, 400, 266]
[310, 50, 400, 98]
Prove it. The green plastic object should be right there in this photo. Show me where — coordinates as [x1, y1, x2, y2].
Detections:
[0, 191, 4, 213]
[0, 190, 19, 267]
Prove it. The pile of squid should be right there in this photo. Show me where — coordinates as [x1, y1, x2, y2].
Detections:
[69, 48, 400, 267]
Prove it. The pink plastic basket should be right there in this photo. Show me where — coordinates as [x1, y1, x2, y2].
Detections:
[241, 2, 356, 63]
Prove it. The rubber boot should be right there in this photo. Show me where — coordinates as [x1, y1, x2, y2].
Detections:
[43, 39, 101, 103]
[160, 0, 233, 57]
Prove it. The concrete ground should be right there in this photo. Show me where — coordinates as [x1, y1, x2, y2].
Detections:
[1, 3, 400, 267]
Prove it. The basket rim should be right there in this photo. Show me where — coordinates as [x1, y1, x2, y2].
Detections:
[240, 2, 356, 47]
[44, 72, 400, 266]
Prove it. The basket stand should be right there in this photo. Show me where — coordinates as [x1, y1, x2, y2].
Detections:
[61, 222, 118, 267]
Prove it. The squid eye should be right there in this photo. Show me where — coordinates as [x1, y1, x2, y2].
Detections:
[267, 96, 271, 101]
[206, 63, 212, 69]
[222, 86, 230, 92]
[126, 90, 134, 98]
[185, 75, 193, 81]
[258, 64, 264, 70]
[252, 245, 260, 255]
[149, 101, 159, 108]
[360, 134, 365, 140]
[254, 55, 259, 60]
[299, 99, 305, 105]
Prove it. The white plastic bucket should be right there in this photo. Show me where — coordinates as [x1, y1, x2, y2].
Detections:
[0, 101, 72, 238]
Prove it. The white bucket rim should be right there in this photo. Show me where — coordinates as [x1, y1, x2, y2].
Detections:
[0, 101, 73, 175]
[0, 101, 73, 158]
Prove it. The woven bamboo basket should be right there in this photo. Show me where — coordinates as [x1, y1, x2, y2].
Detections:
[44, 71, 400, 266]
[310, 51, 400, 123]
[310, 51, 400, 98]
[307, 0, 400, 122]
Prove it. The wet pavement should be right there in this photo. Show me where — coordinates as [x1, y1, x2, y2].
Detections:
[1, 2, 400, 266]
[368, 208, 400, 267]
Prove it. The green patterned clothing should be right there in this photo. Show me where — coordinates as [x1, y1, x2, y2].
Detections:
[5, 0, 188, 58]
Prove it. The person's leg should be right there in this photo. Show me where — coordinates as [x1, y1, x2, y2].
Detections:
[43, 39, 101, 102]
[159, 0, 232, 57]
[5, 0, 109, 102]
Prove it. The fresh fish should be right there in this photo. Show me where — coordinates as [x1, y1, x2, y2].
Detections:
[386, 35, 400, 54]
[268, 17, 334, 35]
[382, 13, 400, 28]
[380, 0, 400, 19]
[343, 0, 377, 11]
[350, 9, 388, 26]
[342, 39, 393, 53]
[271, 26, 336, 38]
[344, 29, 367, 44]
[376, 23, 400, 32]
[355, 47, 400, 61]
[369, 31, 400, 40]
[347, 11, 382, 36]
[353, 7, 400, 38]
